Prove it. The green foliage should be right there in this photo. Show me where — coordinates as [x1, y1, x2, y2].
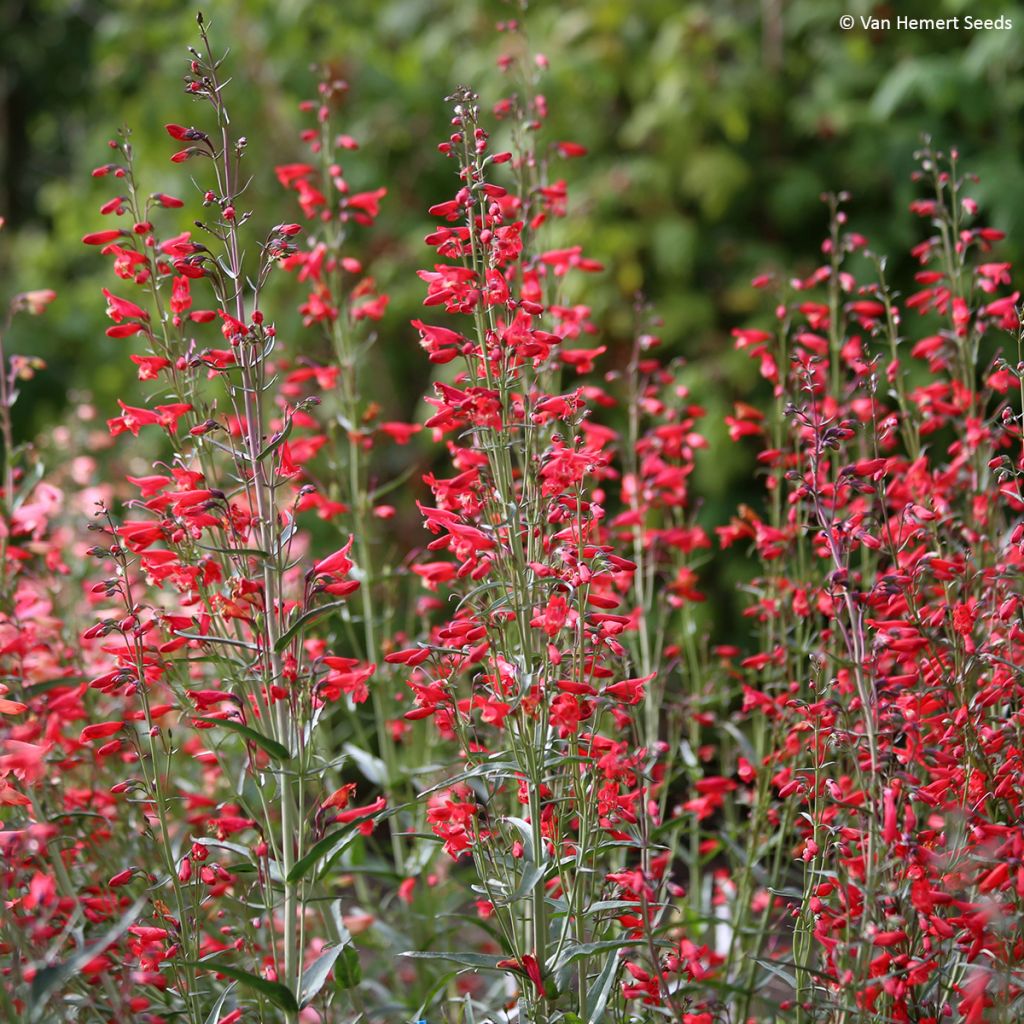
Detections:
[4, 0, 1023, 630]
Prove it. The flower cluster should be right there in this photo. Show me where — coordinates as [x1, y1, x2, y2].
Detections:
[722, 153, 1024, 1021]
[2, 16, 1023, 1024]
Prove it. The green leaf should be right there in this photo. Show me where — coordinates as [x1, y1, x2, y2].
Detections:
[197, 543, 271, 559]
[299, 943, 346, 1007]
[320, 857, 401, 881]
[46, 810, 109, 824]
[453, 578, 506, 613]
[175, 632, 261, 652]
[191, 837, 254, 860]
[195, 716, 291, 762]
[401, 950, 504, 970]
[412, 967, 459, 1020]
[181, 960, 298, 1012]
[215, 255, 239, 281]
[509, 861, 546, 904]
[277, 517, 297, 556]
[577, 899, 648, 916]
[257, 416, 293, 462]
[275, 600, 350, 653]
[416, 757, 517, 793]
[751, 957, 798, 988]
[552, 939, 642, 971]
[13, 461, 45, 512]
[202, 982, 237, 1024]
[718, 719, 757, 764]
[333, 946, 361, 991]
[343, 742, 387, 786]
[286, 825, 360, 883]
[584, 948, 621, 1024]
[501, 816, 537, 854]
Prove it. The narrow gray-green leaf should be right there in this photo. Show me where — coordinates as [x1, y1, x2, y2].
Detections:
[343, 742, 387, 786]
[333, 946, 361, 991]
[286, 826, 359, 883]
[181, 961, 298, 1012]
[202, 982, 237, 1024]
[553, 939, 642, 972]
[191, 837, 253, 859]
[401, 950, 503, 970]
[510, 861, 546, 904]
[275, 600, 349, 653]
[500, 816, 536, 855]
[175, 631, 260, 652]
[195, 716, 291, 762]
[257, 416, 293, 462]
[299, 943, 346, 1007]
[23, 675, 89, 696]
[197, 544, 270, 558]
[584, 948, 621, 1024]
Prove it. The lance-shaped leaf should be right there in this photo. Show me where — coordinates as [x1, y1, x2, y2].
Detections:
[400, 950, 505, 970]
[195, 716, 291, 762]
[275, 599, 350, 653]
[202, 982, 238, 1024]
[286, 824, 361, 883]
[299, 942, 350, 1007]
[181, 961, 298, 1013]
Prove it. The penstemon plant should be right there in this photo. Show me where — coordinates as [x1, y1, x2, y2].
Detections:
[3, 12, 1024, 1024]
[725, 147, 1024, 1024]
[75, 17, 391, 1022]
[400, 76, 670, 1022]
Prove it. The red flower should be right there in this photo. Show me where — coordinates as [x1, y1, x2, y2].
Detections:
[603, 673, 655, 705]
[82, 229, 125, 245]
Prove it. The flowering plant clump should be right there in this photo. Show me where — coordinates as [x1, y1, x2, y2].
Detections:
[721, 149, 1024, 1023]
[2, 12, 1024, 1024]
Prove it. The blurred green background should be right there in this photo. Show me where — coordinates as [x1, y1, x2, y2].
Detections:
[2, 0, 1024, 594]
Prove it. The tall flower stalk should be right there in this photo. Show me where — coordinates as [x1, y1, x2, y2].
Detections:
[4, 16, 1024, 1024]
[76, 18, 386, 1021]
